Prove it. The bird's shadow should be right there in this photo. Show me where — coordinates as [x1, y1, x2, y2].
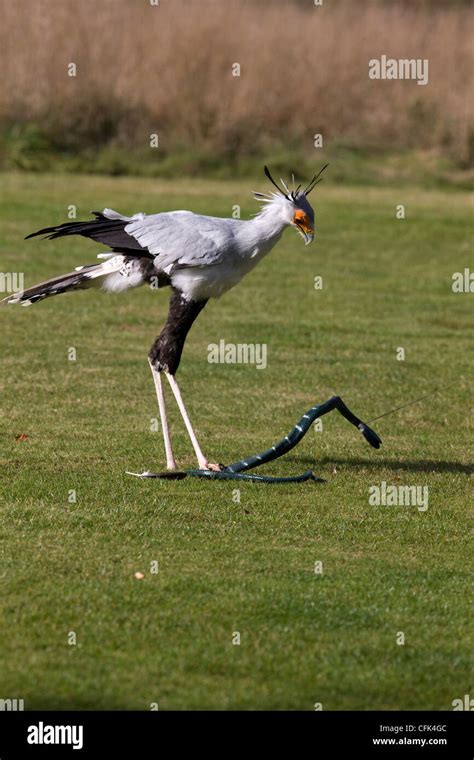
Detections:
[283, 455, 472, 476]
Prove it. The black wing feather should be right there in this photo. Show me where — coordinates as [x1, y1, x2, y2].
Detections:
[25, 211, 154, 258]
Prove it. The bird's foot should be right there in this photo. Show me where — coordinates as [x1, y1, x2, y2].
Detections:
[200, 461, 224, 472]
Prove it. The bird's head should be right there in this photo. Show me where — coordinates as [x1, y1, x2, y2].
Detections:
[253, 164, 328, 245]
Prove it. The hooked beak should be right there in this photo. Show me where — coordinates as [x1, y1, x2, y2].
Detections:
[294, 222, 315, 245]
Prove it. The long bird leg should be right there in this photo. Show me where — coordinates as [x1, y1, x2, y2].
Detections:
[165, 372, 221, 471]
[148, 289, 218, 470]
[148, 359, 177, 470]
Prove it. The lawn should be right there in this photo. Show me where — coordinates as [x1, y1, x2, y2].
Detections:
[0, 172, 472, 710]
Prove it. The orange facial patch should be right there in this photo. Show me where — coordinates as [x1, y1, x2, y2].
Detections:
[294, 210, 311, 229]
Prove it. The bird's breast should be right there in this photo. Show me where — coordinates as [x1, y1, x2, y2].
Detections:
[170, 231, 281, 301]
[170, 252, 265, 301]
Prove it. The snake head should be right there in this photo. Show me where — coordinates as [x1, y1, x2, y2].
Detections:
[358, 423, 382, 449]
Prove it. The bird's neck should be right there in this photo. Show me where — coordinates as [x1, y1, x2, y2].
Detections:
[238, 207, 290, 252]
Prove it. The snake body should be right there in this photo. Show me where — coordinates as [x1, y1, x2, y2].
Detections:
[129, 395, 382, 484]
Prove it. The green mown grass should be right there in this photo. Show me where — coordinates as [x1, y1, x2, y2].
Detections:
[0, 172, 472, 710]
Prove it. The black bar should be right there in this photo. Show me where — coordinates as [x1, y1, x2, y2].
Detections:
[0, 710, 472, 758]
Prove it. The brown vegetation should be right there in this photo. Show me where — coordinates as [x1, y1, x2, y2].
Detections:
[0, 0, 472, 167]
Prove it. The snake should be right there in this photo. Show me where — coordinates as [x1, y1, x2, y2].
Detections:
[127, 395, 382, 484]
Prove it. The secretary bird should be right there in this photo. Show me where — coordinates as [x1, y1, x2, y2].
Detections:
[2, 166, 327, 471]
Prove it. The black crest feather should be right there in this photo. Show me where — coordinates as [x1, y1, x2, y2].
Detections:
[264, 164, 329, 200]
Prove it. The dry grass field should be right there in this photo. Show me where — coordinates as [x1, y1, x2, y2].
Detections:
[0, 0, 472, 172]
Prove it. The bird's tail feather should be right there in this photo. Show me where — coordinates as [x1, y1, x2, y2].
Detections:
[0, 255, 130, 307]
